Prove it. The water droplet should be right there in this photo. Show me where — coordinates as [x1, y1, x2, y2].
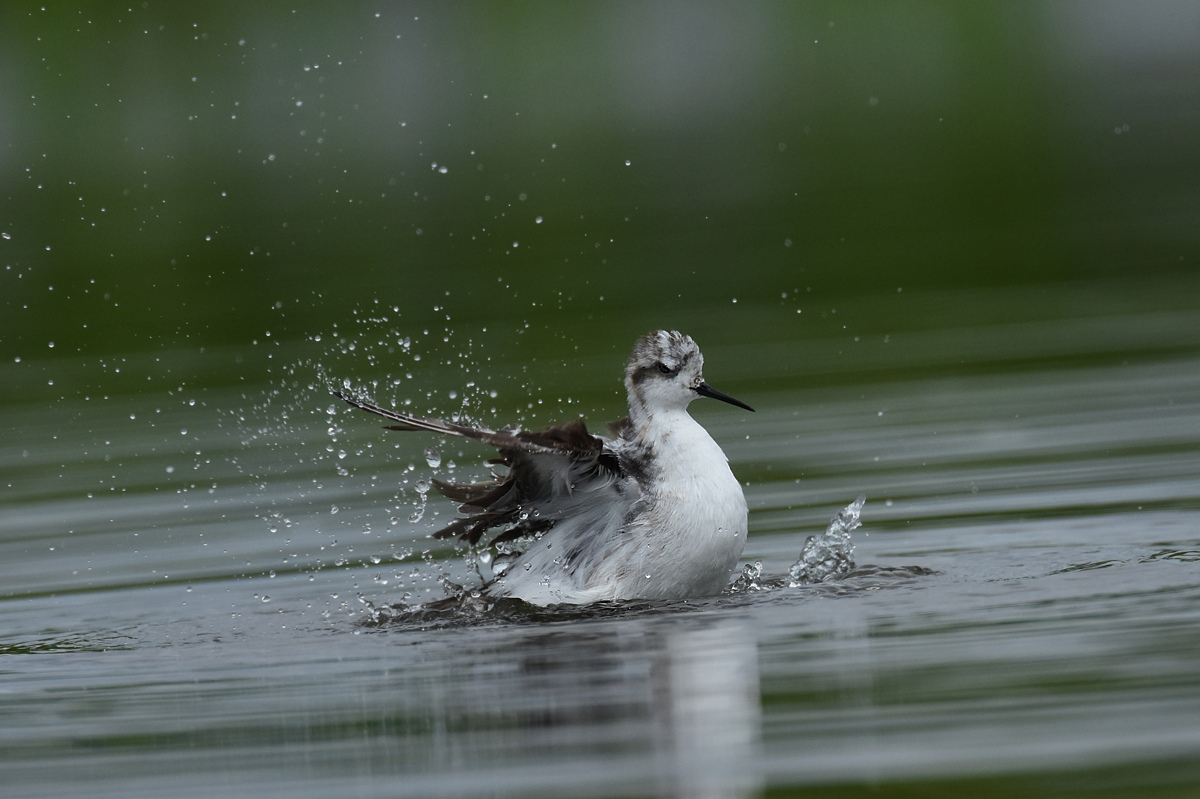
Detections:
[424, 448, 441, 468]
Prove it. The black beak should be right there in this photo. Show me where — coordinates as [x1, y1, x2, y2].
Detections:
[695, 382, 755, 412]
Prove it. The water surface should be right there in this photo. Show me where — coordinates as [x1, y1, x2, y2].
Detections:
[4, 298, 1200, 797]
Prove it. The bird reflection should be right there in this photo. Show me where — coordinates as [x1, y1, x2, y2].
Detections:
[648, 620, 762, 799]
[414, 610, 763, 799]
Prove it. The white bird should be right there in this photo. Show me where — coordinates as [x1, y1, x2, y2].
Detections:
[332, 330, 754, 606]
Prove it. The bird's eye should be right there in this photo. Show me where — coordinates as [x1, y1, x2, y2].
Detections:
[656, 362, 673, 376]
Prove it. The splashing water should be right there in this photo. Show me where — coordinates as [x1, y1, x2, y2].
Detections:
[364, 497, 868, 626]
[729, 560, 766, 593]
[408, 479, 430, 523]
[788, 496, 864, 586]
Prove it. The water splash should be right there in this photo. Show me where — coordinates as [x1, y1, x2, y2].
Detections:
[355, 587, 698, 630]
[728, 560, 766, 593]
[788, 496, 864, 586]
[408, 479, 430, 523]
[354, 498, 870, 627]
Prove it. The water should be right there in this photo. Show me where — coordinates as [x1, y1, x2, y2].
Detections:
[4, 305, 1200, 797]
[4, 4, 1200, 797]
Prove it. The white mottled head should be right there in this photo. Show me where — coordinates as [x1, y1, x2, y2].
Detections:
[624, 330, 753, 425]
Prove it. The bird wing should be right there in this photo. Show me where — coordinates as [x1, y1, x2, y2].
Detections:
[331, 388, 601, 456]
[331, 387, 628, 545]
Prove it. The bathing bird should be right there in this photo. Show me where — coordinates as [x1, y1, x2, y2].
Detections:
[332, 330, 753, 606]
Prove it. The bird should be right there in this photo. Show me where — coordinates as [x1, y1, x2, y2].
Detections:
[331, 330, 754, 606]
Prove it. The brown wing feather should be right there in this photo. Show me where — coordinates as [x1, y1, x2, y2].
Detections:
[332, 385, 621, 547]
[605, 416, 633, 438]
[426, 423, 613, 543]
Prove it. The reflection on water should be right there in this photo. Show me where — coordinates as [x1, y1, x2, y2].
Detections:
[650, 621, 761, 799]
[407, 615, 764, 799]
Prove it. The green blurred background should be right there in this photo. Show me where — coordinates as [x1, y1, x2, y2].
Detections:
[2, 1, 1198, 408]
